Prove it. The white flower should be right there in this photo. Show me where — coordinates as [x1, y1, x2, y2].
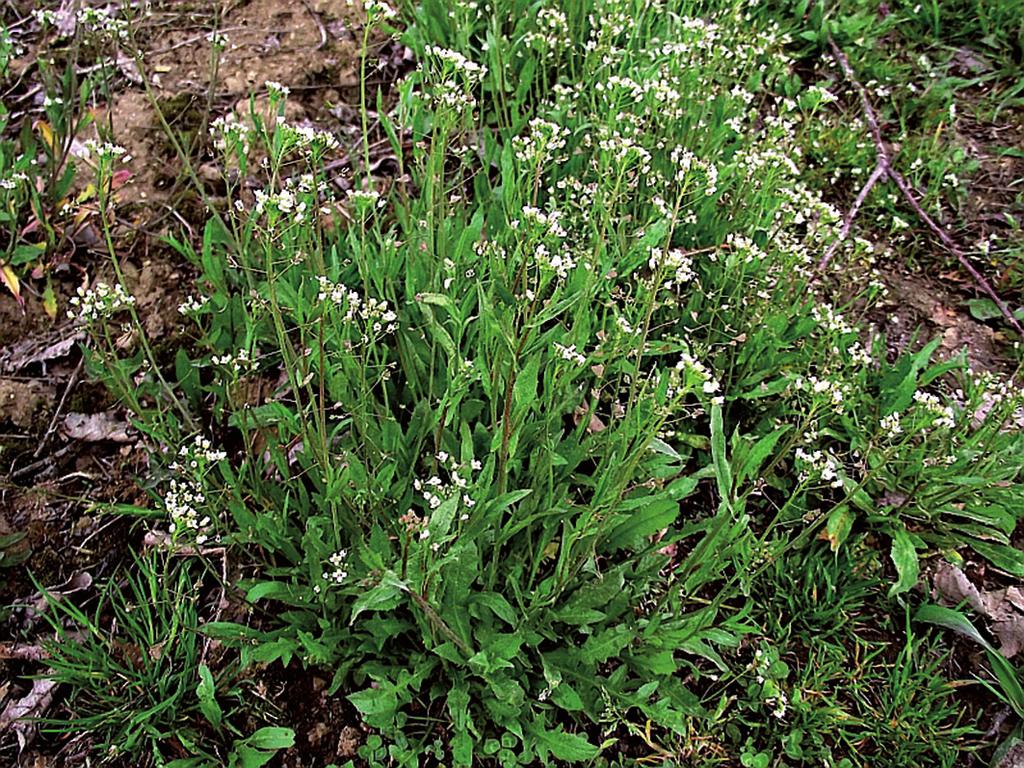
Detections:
[554, 342, 586, 366]
[68, 282, 135, 322]
[265, 81, 290, 98]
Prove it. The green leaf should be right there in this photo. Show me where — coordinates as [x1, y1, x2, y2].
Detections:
[914, 603, 994, 651]
[549, 682, 585, 711]
[474, 592, 517, 625]
[882, 338, 940, 416]
[417, 292, 456, 313]
[245, 727, 296, 751]
[512, 356, 541, 418]
[736, 426, 789, 486]
[823, 506, 854, 552]
[968, 539, 1024, 577]
[581, 626, 632, 664]
[966, 298, 1024, 322]
[196, 664, 222, 730]
[710, 404, 732, 505]
[535, 726, 601, 762]
[888, 526, 920, 596]
[245, 581, 305, 606]
[350, 574, 405, 624]
[648, 437, 682, 461]
[605, 497, 678, 551]
[233, 746, 275, 768]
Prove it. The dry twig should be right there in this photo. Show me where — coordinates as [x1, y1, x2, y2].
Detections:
[819, 38, 1024, 337]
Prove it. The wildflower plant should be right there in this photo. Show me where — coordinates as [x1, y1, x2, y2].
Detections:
[61, 0, 1024, 764]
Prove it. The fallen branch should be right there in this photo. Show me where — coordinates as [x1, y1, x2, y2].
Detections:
[818, 161, 885, 269]
[819, 38, 1024, 337]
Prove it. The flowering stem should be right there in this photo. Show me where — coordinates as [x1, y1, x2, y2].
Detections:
[95, 168, 194, 430]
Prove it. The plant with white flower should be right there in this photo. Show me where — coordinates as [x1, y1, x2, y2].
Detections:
[810, 302, 855, 336]
[315, 276, 397, 340]
[321, 550, 350, 587]
[206, 31, 229, 50]
[211, 348, 252, 374]
[669, 146, 718, 195]
[648, 247, 696, 290]
[347, 189, 383, 214]
[513, 118, 570, 166]
[76, 7, 129, 42]
[0, 171, 28, 191]
[252, 186, 311, 226]
[164, 435, 227, 545]
[412, 452, 481, 517]
[795, 374, 849, 407]
[523, 7, 571, 57]
[615, 315, 638, 335]
[794, 445, 844, 488]
[165, 476, 211, 543]
[365, 0, 398, 22]
[554, 342, 587, 366]
[912, 390, 956, 430]
[518, 206, 568, 238]
[177, 295, 209, 316]
[211, 113, 254, 160]
[80, 140, 128, 165]
[749, 645, 791, 720]
[879, 412, 903, 440]
[32, 9, 59, 27]
[281, 123, 340, 153]
[265, 81, 290, 99]
[68, 282, 136, 323]
[417, 46, 487, 112]
[534, 243, 577, 280]
[668, 351, 721, 399]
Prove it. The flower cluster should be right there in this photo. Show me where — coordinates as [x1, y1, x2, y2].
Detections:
[554, 342, 587, 366]
[251, 173, 332, 224]
[313, 550, 349, 594]
[0, 171, 28, 191]
[68, 282, 135, 322]
[794, 444, 843, 488]
[206, 31, 229, 49]
[668, 351, 722, 400]
[79, 140, 129, 165]
[648, 247, 696, 290]
[365, 0, 399, 22]
[280, 123, 340, 154]
[347, 189, 383, 213]
[419, 46, 487, 111]
[77, 7, 129, 41]
[211, 348, 253, 374]
[879, 412, 903, 440]
[534, 242, 577, 280]
[265, 80, 290, 99]
[412, 453, 482, 528]
[912, 390, 956, 430]
[315, 277, 398, 339]
[523, 7, 572, 56]
[35, 7, 128, 41]
[670, 146, 718, 196]
[211, 113, 254, 158]
[513, 118, 570, 166]
[178, 295, 210, 315]
[794, 374, 850, 407]
[751, 647, 789, 720]
[165, 436, 227, 545]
